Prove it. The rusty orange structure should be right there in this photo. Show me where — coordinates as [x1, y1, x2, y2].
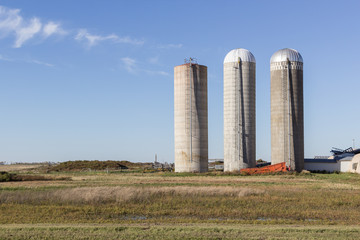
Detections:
[240, 162, 288, 175]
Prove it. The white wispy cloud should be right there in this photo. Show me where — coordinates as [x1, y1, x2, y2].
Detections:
[28, 59, 54, 67]
[0, 6, 66, 48]
[157, 43, 183, 49]
[121, 57, 169, 76]
[0, 54, 13, 61]
[75, 29, 116, 47]
[115, 36, 144, 45]
[121, 57, 137, 73]
[75, 29, 144, 47]
[43, 21, 66, 38]
[144, 70, 169, 76]
[0, 6, 144, 49]
[14, 17, 42, 48]
[148, 56, 159, 64]
[0, 7, 21, 35]
[0, 52, 54, 67]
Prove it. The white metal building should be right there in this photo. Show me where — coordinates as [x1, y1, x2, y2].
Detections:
[304, 156, 353, 172]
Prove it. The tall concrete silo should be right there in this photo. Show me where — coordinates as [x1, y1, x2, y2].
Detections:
[174, 59, 208, 172]
[224, 49, 256, 171]
[270, 48, 304, 172]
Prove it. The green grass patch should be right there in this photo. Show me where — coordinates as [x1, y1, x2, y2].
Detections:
[1, 224, 360, 239]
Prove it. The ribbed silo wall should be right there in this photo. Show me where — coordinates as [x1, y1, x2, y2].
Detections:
[224, 61, 256, 171]
[270, 61, 304, 172]
[174, 63, 208, 172]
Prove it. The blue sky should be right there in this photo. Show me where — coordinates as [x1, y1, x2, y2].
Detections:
[0, 0, 359, 163]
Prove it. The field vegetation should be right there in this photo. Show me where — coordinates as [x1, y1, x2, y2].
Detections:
[1, 163, 360, 239]
[48, 160, 130, 172]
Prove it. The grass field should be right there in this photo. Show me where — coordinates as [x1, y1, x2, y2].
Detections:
[1, 224, 360, 239]
[1, 164, 360, 239]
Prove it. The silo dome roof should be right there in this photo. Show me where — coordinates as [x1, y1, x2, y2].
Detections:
[270, 48, 303, 63]
[224, 48, 256, 64]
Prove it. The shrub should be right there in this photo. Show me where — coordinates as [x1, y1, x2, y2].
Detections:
[0, 171, 69, 182]
[0, 172, 13, 182]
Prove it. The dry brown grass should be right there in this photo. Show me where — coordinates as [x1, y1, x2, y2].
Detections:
[71, 174, 318, 186]
[0, 186, 265, 204]
[316, 182, 360, 190]
[2, 172, 358, 192]
[0, 164, 44, 172]
[2, 172, 360, 226]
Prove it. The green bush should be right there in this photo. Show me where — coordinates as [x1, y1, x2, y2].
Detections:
[0, 172, 14, 182]
[0, 171, 64, 182]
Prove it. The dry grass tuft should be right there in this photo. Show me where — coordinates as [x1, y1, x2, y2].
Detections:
[237, 188, 265, 197]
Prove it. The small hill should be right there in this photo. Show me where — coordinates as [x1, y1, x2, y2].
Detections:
[48, 160, 129, 172]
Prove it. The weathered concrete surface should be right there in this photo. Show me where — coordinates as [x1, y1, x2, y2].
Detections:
[271, 59, 304, 172]
[350, 154, 360, 173]
[174, 63, 208, 172]
[224, 61, 256, 171]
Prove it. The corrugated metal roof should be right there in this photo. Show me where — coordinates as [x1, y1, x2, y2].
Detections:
[270, 48, 303, 63]
[224, 48, 256, 64]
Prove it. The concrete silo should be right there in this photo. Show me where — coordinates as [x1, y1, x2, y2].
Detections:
[174, 59, 208, 172]
[224, 49, 256, 171]
[270, 48, 304, 172]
